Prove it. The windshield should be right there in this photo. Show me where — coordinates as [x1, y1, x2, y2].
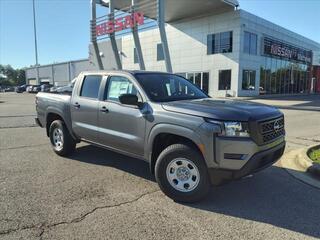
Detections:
[134, 73, 208, 102]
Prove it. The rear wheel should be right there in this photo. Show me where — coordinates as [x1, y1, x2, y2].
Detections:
[49, 120, 76, 156]
[155, 144, 210, 203]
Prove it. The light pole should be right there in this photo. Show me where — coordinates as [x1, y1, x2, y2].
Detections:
[32, 0, 39, 84]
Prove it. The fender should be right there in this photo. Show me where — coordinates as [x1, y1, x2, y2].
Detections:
[145, 123, 203, 162]
[45, 107, 78, 141]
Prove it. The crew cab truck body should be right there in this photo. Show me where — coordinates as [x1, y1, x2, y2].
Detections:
[36, 70, 285, 202]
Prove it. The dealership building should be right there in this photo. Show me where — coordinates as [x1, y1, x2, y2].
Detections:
[25, 0, 320, 97]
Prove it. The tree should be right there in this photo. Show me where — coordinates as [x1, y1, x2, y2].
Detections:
[0, 64, 25, 86]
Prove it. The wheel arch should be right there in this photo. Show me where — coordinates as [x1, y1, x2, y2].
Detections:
[45, 108, 76, 140]
[146, 124, 206, 175]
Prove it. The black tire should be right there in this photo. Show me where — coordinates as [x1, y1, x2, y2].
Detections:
[49, 120, 76, 156]
[155, 144, 210, 203]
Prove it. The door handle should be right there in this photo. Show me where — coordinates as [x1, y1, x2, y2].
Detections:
[73, 102, 80, 109]
[100, 106, 109, 113]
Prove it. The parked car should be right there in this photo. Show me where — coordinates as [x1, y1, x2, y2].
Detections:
[55, 78, 76, 94]
[15, 84, 29, 93]
[26, 85, 34, 93]
[35, 70, 286, 203]
[259, 86, 267, 95]
[4, 86, 15, 92]
[31, 85, 41, 93]
[49, 86, 57, 93]
[41, 84, 53, 92]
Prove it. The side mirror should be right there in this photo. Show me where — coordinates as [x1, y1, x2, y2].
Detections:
[119, 94, 139, 106]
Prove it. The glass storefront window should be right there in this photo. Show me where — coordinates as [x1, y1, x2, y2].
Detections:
[276, 59, 282, 94]
[260, 66, 266, 94]
[285, 61, 291, 94]
[177, 72, 209, 94]
[279, 60, 286, 94]
[265, 57, 272, 94]
[260, 57, 311, 95]
[242, 70, 256, 90]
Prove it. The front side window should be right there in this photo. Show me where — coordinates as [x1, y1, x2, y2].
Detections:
[207, 31, 233, 54]
[218, 70, 231, 90]
[80, 75, 102, 99]
[242, 70, 256, 90]
[135, 73, 208, 102]
[106, 76, 139, 102]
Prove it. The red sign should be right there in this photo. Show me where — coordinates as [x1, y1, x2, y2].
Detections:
[96, 12, 144, 36]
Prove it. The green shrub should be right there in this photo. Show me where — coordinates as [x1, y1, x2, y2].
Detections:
[309, 148, 320, 164]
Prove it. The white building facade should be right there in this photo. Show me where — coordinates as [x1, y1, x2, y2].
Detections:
[118, 9, 320, 97]
[26, 7, 320, 97]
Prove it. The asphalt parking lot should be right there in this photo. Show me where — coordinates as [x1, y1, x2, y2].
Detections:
[0, 92, 320, 240]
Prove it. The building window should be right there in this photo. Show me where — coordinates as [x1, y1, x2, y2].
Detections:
[177, 72, 209, 94]
[202, 72, 209, 94]
[175, 73, 186, 78]
[219, 70, 231, 90]
[242, 70, 256, 90]
[176, 72, 209, 93]
[207, 31, 233, 54]
[134, 48, 138, 64]
[187, 72, 195, 83]
[244, 31, 258, 55]
[157, 43, 164, 61]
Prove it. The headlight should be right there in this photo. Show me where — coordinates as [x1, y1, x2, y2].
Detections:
[223, 122, 250, 137]
[205, 119, 249, 137]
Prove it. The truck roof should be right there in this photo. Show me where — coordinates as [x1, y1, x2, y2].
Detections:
[79, 70, 172, 76]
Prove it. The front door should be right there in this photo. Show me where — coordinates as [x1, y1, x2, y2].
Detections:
[70, 75, 102, 142]
[97, 75, 146, 157]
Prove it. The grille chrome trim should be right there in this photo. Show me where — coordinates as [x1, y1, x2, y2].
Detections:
[259, 117, 285, 144]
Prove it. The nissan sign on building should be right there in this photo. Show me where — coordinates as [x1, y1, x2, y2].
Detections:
[264, 37, 313, 64]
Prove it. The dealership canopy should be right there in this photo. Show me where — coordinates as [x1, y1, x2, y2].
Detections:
[97, 0, 239, 22]
[92, 0, 239, 72]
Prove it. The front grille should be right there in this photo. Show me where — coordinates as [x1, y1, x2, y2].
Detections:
[259, 117, 285, 143]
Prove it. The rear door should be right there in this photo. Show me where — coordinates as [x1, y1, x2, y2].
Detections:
[70, 74, 103, 142]
[97, 75, 146, 157]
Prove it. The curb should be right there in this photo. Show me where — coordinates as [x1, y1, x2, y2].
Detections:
[306, 145, 320, 178]
[279, 145, 320, 189]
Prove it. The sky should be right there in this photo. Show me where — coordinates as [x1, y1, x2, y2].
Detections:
[0, 0, 319, 69]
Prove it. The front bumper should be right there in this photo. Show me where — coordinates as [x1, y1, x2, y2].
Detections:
[208, 140, 285, 185]
[35, 117, 43, 127]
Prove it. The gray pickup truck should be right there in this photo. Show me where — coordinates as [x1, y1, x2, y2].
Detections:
[36, 70, 285, 202]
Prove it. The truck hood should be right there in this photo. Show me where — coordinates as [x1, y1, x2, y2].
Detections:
[161, 98, 282, 121]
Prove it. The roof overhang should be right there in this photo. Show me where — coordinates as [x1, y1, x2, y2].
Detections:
[98, 0, 239, 23]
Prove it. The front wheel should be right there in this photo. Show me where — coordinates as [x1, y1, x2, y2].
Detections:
[49, 120, 76, 156]
[155, 144, 210, 203]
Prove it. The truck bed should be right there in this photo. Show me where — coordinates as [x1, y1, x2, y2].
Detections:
[36, 92, 72, 129]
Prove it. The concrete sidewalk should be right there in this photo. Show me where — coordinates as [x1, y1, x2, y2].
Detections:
[280, 146, 320, 189]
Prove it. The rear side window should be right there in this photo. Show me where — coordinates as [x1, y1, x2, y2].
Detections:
[80, 75, 102, 99]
